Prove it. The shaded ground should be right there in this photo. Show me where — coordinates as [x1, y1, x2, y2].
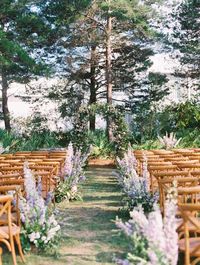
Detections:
[3, 167, 128, 265]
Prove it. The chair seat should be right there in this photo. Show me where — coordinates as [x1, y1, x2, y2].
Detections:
[0, 225, 20, 239]
[179, 237, 200, 255]
[177, 217, 200, 232]
[0, 212, 17, 224]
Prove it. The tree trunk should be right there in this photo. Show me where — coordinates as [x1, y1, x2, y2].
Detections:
[89, 45, 97, 131]
[106, 6, 113, 141]
[1, 68, 11, 132]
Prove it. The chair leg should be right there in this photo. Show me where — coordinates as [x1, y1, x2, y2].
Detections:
[14, 234, 25, 263]
[0, 247, 2, 265]
[10, 236, 17, 265]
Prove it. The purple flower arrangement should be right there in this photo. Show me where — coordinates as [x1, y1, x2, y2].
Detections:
[116, 200, 178, 265]
[19, 162, 60, 251]
[116, 148, 157, 213]
[55, 142, 90, 202]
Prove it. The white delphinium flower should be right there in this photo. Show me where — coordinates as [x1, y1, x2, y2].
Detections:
[64, 142, 73, 178]
[163, 200, 178, 265]
[143, 205, 166, 254]
[158, 132, 181, 150]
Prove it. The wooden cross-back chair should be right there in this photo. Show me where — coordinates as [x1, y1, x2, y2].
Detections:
[0, 167, 24, 175]
[178, 203, 200, 265]
[164, 157, 189, 162]
[158, 177, 199, 216]
[27, 155, 47, 160]
[160, 154, 183, 159]
[148, 165, 178, 191]
[0, 186, 22, 227]
[179, 164, 200, 172]
[152, 150, 174, 155]
[36, 162, 60, 175]
[190, 171, 200, 181]
[147, 161, 172, 167]
[34, 171, 57, 198]
[178, 186, 200, 205]
[173, 160, 199, 166]
[44, 158, 65, 171]
[189, 156, 200, 162]
[0, 195, 25, 265]
[181, 152, 196, 157]
[153, 170, 189, 180]
[176, 187, 200, 241]
[0, 160, 21, 165]
[188, 152, 200, 157]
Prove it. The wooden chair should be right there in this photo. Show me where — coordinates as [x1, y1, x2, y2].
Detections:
[179, 164, 200, 171]
[0, 167, 24, 175]
[148, 165, 178, 191]
[36, 162, 60, 175]
[0, 186, 22, 226]
[153, 170, 189, 179]
[152, 150, 174, 155]
[27, 155, 47, 160]
[178, 203, 200, 265]
[164, 157, 189, 162]
[0, 195, 25, 265]
[160, 154, 183, 159]
[158, 177, 199, 215]
[173, 160, 199, 166]
[34, 171, 56, 198]
[190, 171, 200, 181]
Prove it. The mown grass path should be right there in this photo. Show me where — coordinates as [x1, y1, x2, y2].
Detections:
[5, 167, 128, 265]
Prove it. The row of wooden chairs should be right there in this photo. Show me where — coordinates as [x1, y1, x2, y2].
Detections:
[0, 150, 68, 202]
[134, 149, 200, 264]
[0, 150, 68, 264]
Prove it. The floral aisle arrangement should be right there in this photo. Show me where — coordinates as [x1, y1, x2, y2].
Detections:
[116, 200, 178, 265]
[55, 142, 90, 203]
[19, 162, 60, 252]
[158, 132, 181, 150]
[116, 148, 157, 213]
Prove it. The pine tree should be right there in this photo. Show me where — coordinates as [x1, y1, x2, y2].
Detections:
[36, 0, 160, 140]
[0, 0, 51, 131]
[172, 0, 200, 90]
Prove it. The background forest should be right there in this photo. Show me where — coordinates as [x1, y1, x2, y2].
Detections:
[0, 0, 199, 155]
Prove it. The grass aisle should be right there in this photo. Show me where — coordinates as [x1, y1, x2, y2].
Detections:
[6, 167, 128, 265]
[57, 167, 128, 265]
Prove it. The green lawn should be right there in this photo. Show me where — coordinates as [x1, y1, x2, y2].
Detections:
[3, 168, 129, 265]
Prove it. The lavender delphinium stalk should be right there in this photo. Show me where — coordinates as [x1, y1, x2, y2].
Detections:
[19, 162, 60, 251]
[116, 200, 178, 265]
[116, 149, 157, 213]
[55, 143, 91, 202]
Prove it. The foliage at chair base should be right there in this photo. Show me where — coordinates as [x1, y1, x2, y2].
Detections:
[55, 182, 82, 203]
